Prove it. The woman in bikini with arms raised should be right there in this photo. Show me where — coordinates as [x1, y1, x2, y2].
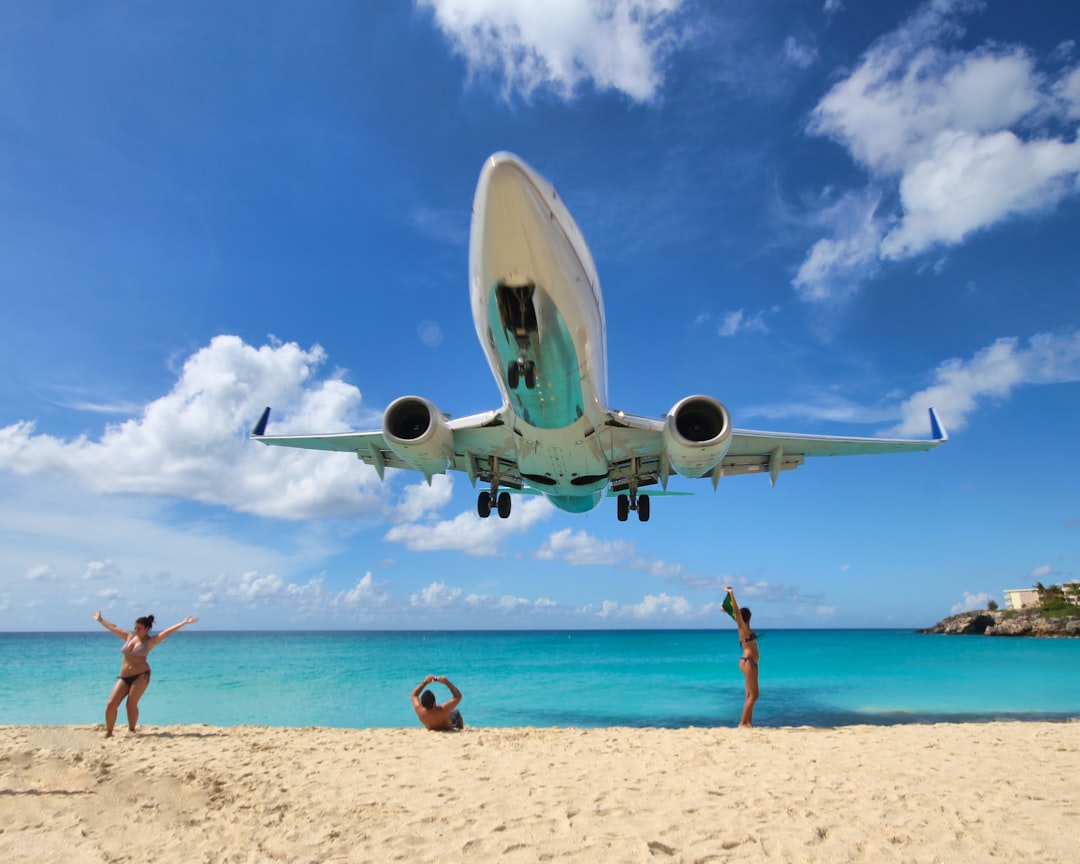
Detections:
[93, 611, 199, 737]
[725, 587, 758, 727]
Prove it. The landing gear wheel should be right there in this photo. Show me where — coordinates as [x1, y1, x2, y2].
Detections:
[507, 361, 519, 389]
[637, 494, 650, 522]
[523, 361, 536, 389]
[497, 491, 512, 519]
[617, 494, 629, 522]
[477, 490, 491, 518]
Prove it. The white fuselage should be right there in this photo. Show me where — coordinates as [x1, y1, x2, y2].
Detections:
[469, 153, 613, 512]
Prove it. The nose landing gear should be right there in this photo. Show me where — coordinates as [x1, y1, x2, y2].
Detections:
[507, 359, 536, 390]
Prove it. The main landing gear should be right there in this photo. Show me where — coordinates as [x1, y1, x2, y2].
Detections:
[477, 455, 512, 519]
[477, 489, 511, 519]
[616, 492, 650, 522]
[507, 359, 536, 389]
[616, 456, 651, 522]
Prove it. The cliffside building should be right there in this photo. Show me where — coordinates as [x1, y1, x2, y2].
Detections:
[1003, 588, 1040, 610]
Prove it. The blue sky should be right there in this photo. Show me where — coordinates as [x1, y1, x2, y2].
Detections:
[2, 0, 1078, 631]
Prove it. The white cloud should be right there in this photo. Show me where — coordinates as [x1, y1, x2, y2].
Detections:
[1057, 64, 1080, 118]
[796, 0, 1080, 299]
[81, 559, 121, 581]
[718, 308, 770, 337]
[0, 468, 351, 630]
[385, 495, 554, 555]
[886, 331, 1080, 436]
[410, 580, 464, 608]
[881, 130, 1080, 259]
[417, 0, 685, 102]
[535, 527, 635, 566]
[25, 565, 58, 583]
[952, 591, 994, 614]
[1028, 564, 1057, 582]
[596, 591, 697, 620]
[336, 572, 392, 608]
[0, 335, 431, 521]
[784, 36, 817, 70]
[792, 188, 883, 301]
[391, 474, 455, 523]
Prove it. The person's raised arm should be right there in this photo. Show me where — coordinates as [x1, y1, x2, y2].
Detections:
[436, 676, 462, 710]
[724, 587, 749, 635]
[93, 610, 128, 640]
[412, 674, 436, 707]
[151, 616, 199, 645]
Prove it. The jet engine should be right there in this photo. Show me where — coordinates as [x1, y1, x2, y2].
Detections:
[382, 396, 454, 476]
[662, 395, 732, 478]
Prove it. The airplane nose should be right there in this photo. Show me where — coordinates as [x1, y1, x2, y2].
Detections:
[479, 153, 543, 216]
[473, 153, 557, 286]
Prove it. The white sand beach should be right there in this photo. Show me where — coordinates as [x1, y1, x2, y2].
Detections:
[2, 722, 1078, 863]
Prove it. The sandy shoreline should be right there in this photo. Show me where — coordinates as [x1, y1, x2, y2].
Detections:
[2, 721, 1077, 863]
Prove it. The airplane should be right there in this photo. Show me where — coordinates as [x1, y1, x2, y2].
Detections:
[252, 151, 946, 523]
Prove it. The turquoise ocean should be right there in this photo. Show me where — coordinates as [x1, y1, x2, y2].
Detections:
[2, 630, 1078, 729]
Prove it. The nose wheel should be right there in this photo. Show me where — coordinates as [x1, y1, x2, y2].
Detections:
[507, 359, 536, 389]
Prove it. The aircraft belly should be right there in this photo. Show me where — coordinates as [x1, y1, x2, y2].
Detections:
[516, 423, 609, 495]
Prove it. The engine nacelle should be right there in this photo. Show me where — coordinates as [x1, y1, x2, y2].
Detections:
[382, 396, 454, 477]
[663, 395, 732, 478]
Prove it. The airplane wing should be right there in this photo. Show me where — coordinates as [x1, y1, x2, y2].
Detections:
[252, 404, 945, 497]
[602, 408, 948, 491]
[251, 406, 524, 488]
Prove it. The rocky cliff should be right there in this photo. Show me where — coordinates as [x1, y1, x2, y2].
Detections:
[918, 609, 1080, 637]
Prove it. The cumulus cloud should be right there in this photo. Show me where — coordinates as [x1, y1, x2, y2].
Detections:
[384, 495, 554, 556]
[535, 527, 635, 566]
[535, 527, 736, 592]
[886, 331, 1080, 436]
[410, 580, 463, 608]
[0, 335, 424, 521]
[401, 579, 565, 623]
[881, 130, 1080, 259]
[796, 0, 1080, 300]
[416, 0, 685, 102]
[952, 591, 995, 614]
[596, 592, 697, 620]
[335, 572, 391, 608]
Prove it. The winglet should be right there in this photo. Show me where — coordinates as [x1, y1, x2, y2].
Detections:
[929, 407, 948, 442]
[252, 407, 271, 438]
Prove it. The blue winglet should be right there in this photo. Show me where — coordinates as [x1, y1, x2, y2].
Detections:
[252, 407, 271, 438]
[929, 407, 948, 442]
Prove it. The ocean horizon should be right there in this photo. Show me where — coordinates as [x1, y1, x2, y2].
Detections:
[3, 629, 1078, 729]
